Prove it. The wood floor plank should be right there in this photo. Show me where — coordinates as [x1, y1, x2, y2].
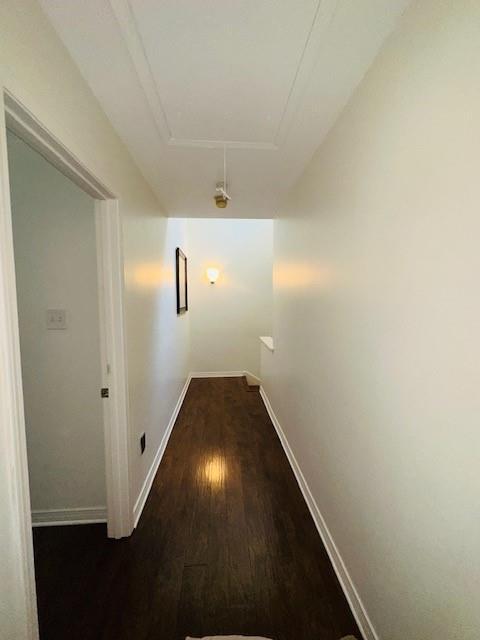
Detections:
[33, 377, 360, 640]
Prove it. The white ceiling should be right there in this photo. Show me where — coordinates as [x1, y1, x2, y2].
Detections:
[39, 0, 410, 218]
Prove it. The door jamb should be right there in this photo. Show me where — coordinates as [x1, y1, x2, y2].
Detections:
[94, 199, 132, 539]
[0, 88, 133, 638]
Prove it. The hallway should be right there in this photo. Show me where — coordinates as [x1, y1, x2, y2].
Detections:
[33, 377, 359, 640]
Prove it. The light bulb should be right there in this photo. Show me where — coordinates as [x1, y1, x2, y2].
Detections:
[206, 267, 219, 284]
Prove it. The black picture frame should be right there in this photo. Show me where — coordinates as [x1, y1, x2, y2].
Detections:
[175, 248, 188, 314]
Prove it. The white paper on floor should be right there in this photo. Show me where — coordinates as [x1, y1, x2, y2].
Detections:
[186, 637, 273, 640]
[187, 636, 356, 640]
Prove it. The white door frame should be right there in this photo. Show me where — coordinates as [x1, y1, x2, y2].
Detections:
[0, 89, 133, 638]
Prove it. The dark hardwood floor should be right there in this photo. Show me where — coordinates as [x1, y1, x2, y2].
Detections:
[33, 377, 360, 640]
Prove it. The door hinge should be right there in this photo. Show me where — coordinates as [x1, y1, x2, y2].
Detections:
[101, 388, 109, 398]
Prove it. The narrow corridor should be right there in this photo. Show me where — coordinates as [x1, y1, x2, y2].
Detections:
[33, 377, 359, 640]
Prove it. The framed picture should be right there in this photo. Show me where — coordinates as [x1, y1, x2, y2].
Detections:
[175, 247, 188, 314]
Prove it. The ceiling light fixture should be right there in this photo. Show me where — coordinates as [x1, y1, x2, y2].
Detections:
[214, 146, 231, 209]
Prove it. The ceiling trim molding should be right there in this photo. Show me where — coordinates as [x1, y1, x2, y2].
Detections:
[110, 0, 338, 150]
[168, 137, 277, 151]
[109, 0, 173, 142]
[273, 0, 338, 147]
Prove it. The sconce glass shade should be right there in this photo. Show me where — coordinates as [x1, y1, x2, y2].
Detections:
[206, 267, 219, 284]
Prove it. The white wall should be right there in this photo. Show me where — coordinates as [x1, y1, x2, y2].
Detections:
[8, 131, 105, 513]
[263, 1, 480, 639]
[187, 218, 272, 377]
[0, 1, 189, 637]
[125, 217, 189, 504]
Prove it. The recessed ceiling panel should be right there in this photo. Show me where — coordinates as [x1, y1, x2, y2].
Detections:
[39, 0, 411, 218]
[129, 0, 319, 144]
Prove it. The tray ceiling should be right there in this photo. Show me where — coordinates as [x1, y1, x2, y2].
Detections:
[39, 0, 411, 217]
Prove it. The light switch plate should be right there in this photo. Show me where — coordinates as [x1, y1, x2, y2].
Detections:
[46, 309, 67, 330]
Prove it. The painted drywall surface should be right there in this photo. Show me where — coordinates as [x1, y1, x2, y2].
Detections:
[0, 2, 190, 510]
[0, 1, 189, 636]
[187, 218, 273, 377]
[263, 1, 480, 639]
[8, 131, 105, 511]
[125, 216, 189, 501]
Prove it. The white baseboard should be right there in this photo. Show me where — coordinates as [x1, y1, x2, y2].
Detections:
[31, 506, 107, 527]
[190, 371, 245, 378]
[133, 374, 192, 528]
[190, 370, 261, 384]
[259, 387, 378, 640]
[244, 370, 261, 386]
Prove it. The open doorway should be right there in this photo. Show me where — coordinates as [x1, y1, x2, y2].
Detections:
[0, 91, 133, 639]
[7, 129, 107, 527]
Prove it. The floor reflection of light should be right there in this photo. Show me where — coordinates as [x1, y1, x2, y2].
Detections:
[199, 455, 227, 489]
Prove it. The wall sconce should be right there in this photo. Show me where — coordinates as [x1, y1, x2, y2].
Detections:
[206, 267, 219, 284]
